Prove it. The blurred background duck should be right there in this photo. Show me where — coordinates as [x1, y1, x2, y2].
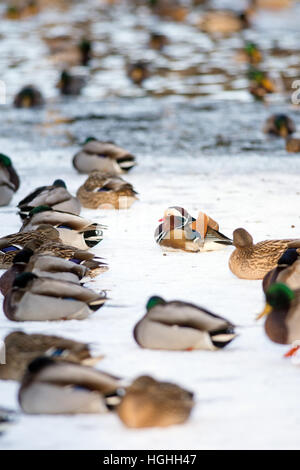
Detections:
[248, 67, 276, 100]
[5, 0, 38, 19]
[0, 331, 103, 381]
[149, 0, 188, 22]
[3, 272, 107, 322]
[20, 205, 105, 250]
[198, 9, 251, 35]
[14, 85, 44, 108]
[56, 70, 86, 96]
[149, 32, 168, 51]
[18, 357, 121, 414]
[257, 283, 300, 344]
[45, 37, 93, 67]
[155, 207, 232, 252]
[117, 375, 194, 428]
[0, 249, 89, 296]
[229, 228, 300, 280]
[18, 179, 81, 217]
[77, 172, 138, 209]
[73, 138, 136, 175]
[0, 153, 20, 206]
[0, 408, 17, 436]
[263, 248, 300, 293]
[236, 42, 263, 64]
[134, 296, 236, 351]
[263, 114, 295, 138]
[127, 61, 150, 85]
[286, 137, 300, 153]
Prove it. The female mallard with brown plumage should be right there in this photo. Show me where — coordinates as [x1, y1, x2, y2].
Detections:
[18, 357, 121, 414]
[257, 283, 300, 344]
[0, 331, 103, 381]
[263, 114, 295, 138]
[3, 272, 107, 322]
[134, 296, 236, 351]
[18, 179, 81, 216]
[73, 138, 136, 175]
[263, 248, 300, 293]
[0, 154, 20, 206]
[155, 207, 232, 252]
[198, 9, 250, 35]
[229, 228, 300, 280]
[20, 206, 105, 250]
[77, 172, 138, 209]
[117, 375, 194, 428]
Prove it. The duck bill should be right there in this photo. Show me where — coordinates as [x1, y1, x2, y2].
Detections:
[284, 345, 300, 358]
[256, 303, 272, 320]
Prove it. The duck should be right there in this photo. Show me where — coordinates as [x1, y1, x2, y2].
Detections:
[149, 32, 168, 51]
[47, 38, 92, 67]
[18, 357, 121, 414]
[198, 10, 250, 35]
[248, 67, 276, 100]
[286, 137, 300, 153]
[238, 42, 262, 65]
[34, 241, 108, 278]
[149, 0, 188, 22]
[0, 331, 103, 381]
[77, 172, 138, 209]
[229, 228, 300, 280]
[155, 207, 232, 252]
[0, 225, 61, 269]
[127, 61, 150, 85]
[20, 206, 105, 250]
[133, 296, 236, 351]
[117, 375, 194, 428]
[5, 1, 38, 20]
[263, 248, 300, 293]
[0, 249, 89, 296]
[73, 137, 136, 175]
[253, 0, 292, 9]
[263, 114, 295, 138]
[3, 272, 107, 322]
[18, 179, 81, 216]
[56, 70, 86, 96]
[13, 85, 44, 108]
[257, 283, 300, 344]
[0, 153, 20, 206]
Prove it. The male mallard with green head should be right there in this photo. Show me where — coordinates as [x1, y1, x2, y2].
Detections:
[263, 114, 295, 138]
[14, 85, 44, 108]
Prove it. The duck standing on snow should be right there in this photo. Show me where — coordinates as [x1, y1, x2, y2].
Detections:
[14, 85, 44, 108]
[18, 357, 121, 414]
[0, 153, 20, 206]
[117, 375, 194, 428]
[3, 272, 107, 322]
[77, 172, 138, 209]
[229, 228, 300, 280]
[263, 114, 295, 138]
[57, 70, 86, 95]
[155, 206, 232, 252]
[73, 138, 136, 175]
[257, 283, 300, 344]
[0, 331, 103, 381]
[18, 179, 81, 217]
[134, 296, 236, 351]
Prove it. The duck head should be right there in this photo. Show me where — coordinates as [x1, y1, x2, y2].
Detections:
[257, 283, 295, 320]
[233, 228, 253, 249]
[0, 154, 12, 168]
[146, 296, 166, 311]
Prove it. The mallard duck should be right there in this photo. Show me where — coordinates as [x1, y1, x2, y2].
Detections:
[0, 153, 20, 206]
[134, 296, 236, 351]
[248, 67, 276, 100]
[34, 241, 108, 278]
[149, 32, 168, 51]
[150, 0, 188, 21]
[18, 179, 81, 216]
[20, 206, 105, 250]
[263, 248, 300, 293]
[229, 228, 300, 280]
[57, 70, 86, 96]
[243, 42, 263, 64]
[77, 172, 138, 209]
[3, 272, 107, 322]
[263, 114, 295, 138]
[0, 225, 60, 269]
[198, 10, 249, 35]
[5, 1, 38, 19]
[155, 207, 232, 252]
[13, 85, 44, 108]
[0, 249, 89, 296]
[257, 283, 300, 344]
[0, 331, 103, 381]
[117, 375, 194, 428]
[286, 137, 300, 153]
[127, 61, 150, 85]
[73, 138, 136, 175]
[253, 0, 292, 9]
[47, 38, 92, 67]
[0, 408, 17, 435]
[18, 357, 121, 414]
